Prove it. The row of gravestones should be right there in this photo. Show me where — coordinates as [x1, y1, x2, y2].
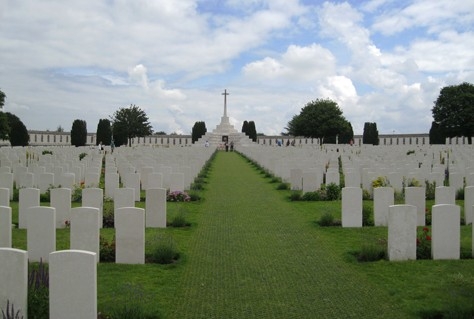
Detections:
[0, 187, 167, 262]
[0, 146, 214, 318]
[237, 145, 474, 261]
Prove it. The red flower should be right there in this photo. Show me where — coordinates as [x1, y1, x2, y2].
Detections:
[423, 227, 429, 232]
[426, 235, 431, 241]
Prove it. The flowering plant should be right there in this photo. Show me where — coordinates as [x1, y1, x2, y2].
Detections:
[64, 220, 70, 228]
[416, 227, 431, 259]
[167, 191, 191, 202]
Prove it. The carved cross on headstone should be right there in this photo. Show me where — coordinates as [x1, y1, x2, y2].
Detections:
[222, 89, 229, 117]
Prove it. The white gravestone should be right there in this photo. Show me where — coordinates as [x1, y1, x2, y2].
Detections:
[70, 207, 100, 261]
[435, 186, 455, 205]
[27, 206, 56, 262]
[0, 172, 13, 200]
[0, 188, 9, 207]
[114, 188, 135, 211]
[0, 248, 28, 319]
[374, 187, 394, 226]
[82, 188, 103, 228]
[18, 187, 40, 229]
[146, 188, 167, 228]
[405, 187, 426, 226]
[147, 172, 163, 189]
[464, 186, 474, 225]
[290, 168, 303, 191]
[431, 204, 460, 260]
[341, 187, 362, 227]
[115, 207, 145, 264]
[388, 205, 417, 261]
[105, 172, 119, 199]
[170, 172, 185, 192]
[51, 188, 72, 229]
[49, 250, 97, 319]
[0, 206, 12, 248]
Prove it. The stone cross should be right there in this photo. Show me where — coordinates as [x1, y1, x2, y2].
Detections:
[222, 89, 229, 117]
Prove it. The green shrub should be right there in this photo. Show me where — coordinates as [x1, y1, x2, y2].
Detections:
[100, 236, 115, 262]
[425, 181, 436, 200]
[169, 207, 190, 228]
[276, 182, 289, 190]
[102, 203, 114, 228]
[362, 204, 374, 226]
[325, 183, 340, 200]
[372, 176, 389, 189]
[28, 260, 49, 319]
[289, 191, 301, 201]
[301, 191, 320, 201]
[188, 191, 201, 201]
[79, 152, 87, 161]
[270, 176, 281, 184]
[148, 235, 179, 264]
[1, 300, 24, 319]
[362, 189, 371, 200]
[394, 189, 404, 202]
[41, 150, 52, 155]
[356, 242, 386, 262]
[456, 187, 464, 200]
[317, 213, 341, 227]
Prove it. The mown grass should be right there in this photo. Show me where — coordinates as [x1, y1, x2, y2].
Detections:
[9, 151, 474, 318]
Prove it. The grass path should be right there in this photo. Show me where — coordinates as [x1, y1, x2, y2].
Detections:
[167, 151, 405, 318]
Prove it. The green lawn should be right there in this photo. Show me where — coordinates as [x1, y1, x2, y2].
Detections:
[10, 151, 474, 318]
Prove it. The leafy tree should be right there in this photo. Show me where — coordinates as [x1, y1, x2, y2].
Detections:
[191, 121, 207, 143]
[0, 89, 8, 139]
[71, 119, 87, 147]
[96, 119, 112, 145]
[111, 104, 153, 147]
[241, 120, 249, 135]
[429, 121, 445, 144]
[286, 98, 351, 145]
[0, 89, 5, 109]
[56, 125, 64, 132]
[0, 112, 9, 140]
[432, 82, 474, 144]
[5, 112, 29, 146]
[154, 131, 167, 135]
[363, 122, 379, 145]
[338, 120, 354, 144]
[248, 121, 257, 142]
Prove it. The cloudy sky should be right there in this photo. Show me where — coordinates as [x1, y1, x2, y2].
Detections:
[0, 0, 473, 136]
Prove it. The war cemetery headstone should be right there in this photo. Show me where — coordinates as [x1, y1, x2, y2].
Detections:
[325, 169, 340, 186]
[140, 166, 154, 190]
[431, 204, 460, 260]
[124, 172, 141, 202]
[388, 205, 417, 261]
[374, 187, 394, 226]
[405, 187, 426, 226]
[39, 172, 54, 194]
[18, 187, 40, 229]
[70, 207, 100, 260]
[114, 188, 135, 211]
[449, 172, 464, 193]
[170, 172, 185, 192]
[115, 207, 145, 264]
[146, 188, 167, 228]
[82, 187, 103, 227]
[49, 250, 97, 319]
[0, 206, 12, 247]
[51, 188, 72, 228]
[148, 172, 164, 189]
[344, 170, 361, 188]
[435, 186, 455, 205]
[58, 173, 75, 190]
[105, 172, 119, 199]
[290, 168, 303, 190]
[302, 171, 319, 193]
[19, 171, 34, 188]
[27, 206, 56, 262]
[0, 172, 13, 200]
[0, 248, 28, 319]
[53, 166, 64, 187]
[85, 172, 100, 188]
[464, 186, 474, 225]
[341, 187, 362, 227]
[0, 188, 9, 206]
[466, 173, 474, 187]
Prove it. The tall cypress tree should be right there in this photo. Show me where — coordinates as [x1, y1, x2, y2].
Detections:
[248, 121, 257, 142]
[192, 121, 207, 143]
[71, 119, 87, 147]
[241, 121, 249, 135]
